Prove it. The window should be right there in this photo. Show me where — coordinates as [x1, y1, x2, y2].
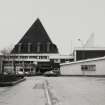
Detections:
[38, 56, 48, 59]
[29, 56, 48, 59]
[20, 56, 28, 59]
[81, 65, 96, 71]
[29, 56, 38, 59]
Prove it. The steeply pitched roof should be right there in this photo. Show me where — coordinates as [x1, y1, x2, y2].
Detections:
[11, 18, 58, 54]
[18, 18, 52, 44]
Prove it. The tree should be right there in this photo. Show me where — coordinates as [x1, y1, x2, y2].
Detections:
[0, 46, 14, 74]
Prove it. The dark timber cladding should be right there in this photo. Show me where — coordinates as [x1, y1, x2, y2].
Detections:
[76, 50, 105, 61]
[11, 18, 58, 54]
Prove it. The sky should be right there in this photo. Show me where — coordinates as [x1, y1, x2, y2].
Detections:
[0, 0, 105, 54]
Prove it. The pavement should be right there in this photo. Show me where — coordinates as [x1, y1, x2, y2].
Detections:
[0, 76, 105, 105]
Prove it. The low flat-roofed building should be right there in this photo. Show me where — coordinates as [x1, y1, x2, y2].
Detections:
[74, 47, 105, 61]
[59, 55, 74, 63]
[61, 56, 105, 76]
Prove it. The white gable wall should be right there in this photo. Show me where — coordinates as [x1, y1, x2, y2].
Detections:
[61, 58, 105, 76]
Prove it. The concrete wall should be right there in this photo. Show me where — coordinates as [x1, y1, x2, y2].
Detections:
[61, 58, 105, 76]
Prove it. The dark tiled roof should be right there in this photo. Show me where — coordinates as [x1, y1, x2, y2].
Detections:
[11, 18, 58, 54]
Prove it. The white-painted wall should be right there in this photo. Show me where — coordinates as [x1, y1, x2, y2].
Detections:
[61, 58, 105, 76]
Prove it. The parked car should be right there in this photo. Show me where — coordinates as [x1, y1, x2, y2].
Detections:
[43, 71, 59, 77]
[24, 71, 30, 76]
[16, 71, 24, 75]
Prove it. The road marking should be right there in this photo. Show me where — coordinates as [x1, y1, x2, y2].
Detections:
[44, 80, 61, 105]
[33, 80, 44, 89]
[44, 80, 52, 105]
[33, 78, 61, 105]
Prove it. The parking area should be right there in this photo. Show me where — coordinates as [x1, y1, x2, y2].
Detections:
[0, 76, 105, 105]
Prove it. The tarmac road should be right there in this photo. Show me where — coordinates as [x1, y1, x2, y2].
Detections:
[47, 76, 105, 105]
[0, 76, 105, 105]
[0, 77, 46, 105]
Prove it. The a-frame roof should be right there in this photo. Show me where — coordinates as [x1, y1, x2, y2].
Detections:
[11, 18, 58, 54]
[18, 18, 52, 44]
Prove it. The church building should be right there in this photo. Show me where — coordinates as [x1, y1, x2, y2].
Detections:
[3, 18, 60, 75]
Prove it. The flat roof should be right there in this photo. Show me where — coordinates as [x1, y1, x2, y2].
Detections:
[74, 47, 105, 51]
[61, 56, 105, 66]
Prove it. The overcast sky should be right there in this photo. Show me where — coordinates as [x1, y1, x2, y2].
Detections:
[0, 0, 105, 54]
